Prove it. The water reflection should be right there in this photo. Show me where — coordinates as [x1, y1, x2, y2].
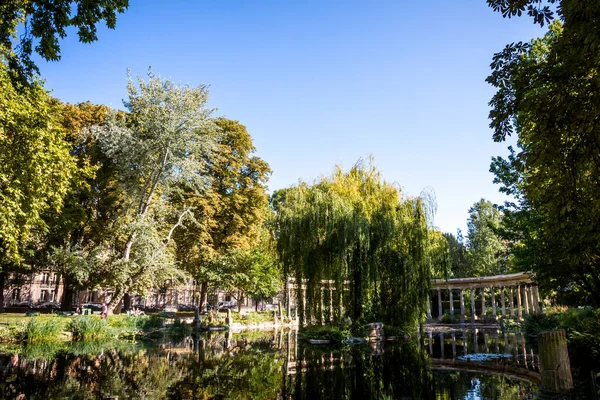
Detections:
[0, 328, 540, 399]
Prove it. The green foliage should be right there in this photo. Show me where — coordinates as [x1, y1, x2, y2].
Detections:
[488, 2, 600, 305]
[466, 199, 508, 277]
[233, 311, 276, 325]
[0, 0, 129, 82]
[299, 325, 351, 344]
[68, 316, 113, 341]
[0, 65, 77, 267]
[24, 318, 66, 342]
[524, 307, 600, 375]
[443, 230, 473, 278]
[274, 158, 442, 328]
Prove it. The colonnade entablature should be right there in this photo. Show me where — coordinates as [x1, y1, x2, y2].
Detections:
[428, 272, 541, 323]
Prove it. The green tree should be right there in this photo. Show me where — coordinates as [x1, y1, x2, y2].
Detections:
[443, 230, 473, 278]
[488, 11, 600, 304]
[174, 118, 271, 310]
[274, 159, 440, 328]
[0, 0, 128, 82]
[0, 65, 77, 311]
[466, 199, 508, 277]
[91, 71, 220, 312]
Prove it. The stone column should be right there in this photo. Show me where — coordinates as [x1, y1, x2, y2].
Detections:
[287, 284, 291, 318]
[516, 284, 523, 319]
[426, 293, 432, 320]
[329, 288, 333, 322]
[491, 286, 497, 320]
[528, 285, 536, 314]
[471, 288, 477, 322]
[459, 289, 465, 322]
[463, 329, 468, 354]
[428, 331, 433, 355]
[451, 332, 456, 358]
[437, 288, 443, 321]
[302, 287, 307, 325]
[439, 332, 444, 358]
[481, 287, 486, 320]
[509, 286, 515, 317]
[449, 289, 454, 321]
[523, 285, 530, 315]
[500, 286, 506, 317]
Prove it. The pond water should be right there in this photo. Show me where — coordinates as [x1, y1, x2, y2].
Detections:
[0, 328, 541, 399]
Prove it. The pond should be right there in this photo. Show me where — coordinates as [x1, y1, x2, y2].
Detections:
[0, 328, 542, 399]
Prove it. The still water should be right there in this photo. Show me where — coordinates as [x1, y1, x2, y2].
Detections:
[0, 328, 540, 399]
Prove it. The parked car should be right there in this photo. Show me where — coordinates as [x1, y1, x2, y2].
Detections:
[177, 304, 196, 311]
[13, 301, 35, 309]
[218, 300, 237, 310]
[36, 301, 61, 310]
[81, 303, 103, 312]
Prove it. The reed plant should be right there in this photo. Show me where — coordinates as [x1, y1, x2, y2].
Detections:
[69, 316, 113, 341]
[25, 318, 66, 342]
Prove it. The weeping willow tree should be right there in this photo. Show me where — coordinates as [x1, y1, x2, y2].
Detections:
[274, 159, 448, 328]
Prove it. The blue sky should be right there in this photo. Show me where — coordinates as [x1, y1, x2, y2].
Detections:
[35, 1, 545, 235]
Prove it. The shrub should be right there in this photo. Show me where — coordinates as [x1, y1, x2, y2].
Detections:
[69, 316, 113, 341]
[25, 318, 66, 342]
[300, 325, 351, 344]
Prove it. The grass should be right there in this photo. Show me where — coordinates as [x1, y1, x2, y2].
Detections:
[25, 317, 68, 342]
[232, 311, 277, 325]
[69, 316, 114, 341]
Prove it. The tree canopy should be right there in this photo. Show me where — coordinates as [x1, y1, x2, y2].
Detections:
[274, 159, 445, 328]
[488, 0, 600, 305]
[0, 0, 128, 82]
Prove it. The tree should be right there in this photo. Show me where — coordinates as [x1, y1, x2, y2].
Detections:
[91, 71, 220, 312]
[466, 199, 508, 277]
[40, 101, 121, 309]
[0, 0, 129, 82]
[174, 118, 271, 310]
[0, 65, 77, 311]
[443, 230, 473, 278]
[488, 1, 600, 304]
[274, 159, 441, 328]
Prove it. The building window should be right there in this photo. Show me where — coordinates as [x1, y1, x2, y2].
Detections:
[40, 290, 49, 302]
[11, 289, 20, 302]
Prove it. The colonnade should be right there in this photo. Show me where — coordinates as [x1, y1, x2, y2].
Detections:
[427, 272, 542, 322]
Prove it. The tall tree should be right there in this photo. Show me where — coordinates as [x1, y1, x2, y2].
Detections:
[0, 65, 77, 311]
[0, 0, 129, 82]
[466, 199, 508, 277]
[174, 118, 271, 310]
[443, 230, 473, 278]
[91, 71, 220, 312]
[488, 13, 600, 304]
[274, 159, 441, 328]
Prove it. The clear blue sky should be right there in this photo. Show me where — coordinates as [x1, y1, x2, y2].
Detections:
[35, 0, 545, 235]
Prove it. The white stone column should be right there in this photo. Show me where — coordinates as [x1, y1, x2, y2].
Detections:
[509, 286, 515, 317]
[528, 285, 536, 314]
[449, 289, 454, 321]
[329, 288, 333, 322]
[523, 285, 530, 315]
[516, 284, 523, 319]
[451, 332, 456, 358]
[459, 289, 465, 322]
[437, 288, 443, 321]
[500, 286, 506, 317]
[491, 286, 497, 320]
[481, 287, 486, 319]
[426, 293, 432, 320]
[471, 288, 477, 322]
[428, 331, 433, 355]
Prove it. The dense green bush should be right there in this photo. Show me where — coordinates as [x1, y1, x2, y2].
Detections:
[524, 307, 600, 377]
[300, 325, 351, 344]
[25, 318, 66, 342]
[69, 316, 113, 341]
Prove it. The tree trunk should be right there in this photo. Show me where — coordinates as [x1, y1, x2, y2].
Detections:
[238, 291, 243, 313]
[255, 299, 259, 312]
[61, 276, 74, 311]
[124, 293, 132, 312]
[199, 281, 208, 311]
[108, 289, 124, 315]
[0, 271, 5, 313]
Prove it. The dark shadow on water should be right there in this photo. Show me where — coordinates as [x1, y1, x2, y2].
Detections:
[0, 328, 544, 399]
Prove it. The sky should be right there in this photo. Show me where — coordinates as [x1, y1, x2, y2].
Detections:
[34, 1, 546, 235]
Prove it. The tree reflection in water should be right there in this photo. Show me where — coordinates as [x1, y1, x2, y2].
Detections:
[0, 330, 537, 399]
